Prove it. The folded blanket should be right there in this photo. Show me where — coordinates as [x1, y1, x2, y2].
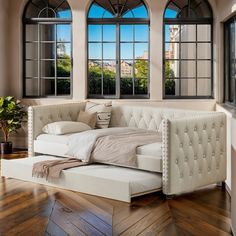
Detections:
[91, 131, 161, 167]
[32, 158, 87, 180]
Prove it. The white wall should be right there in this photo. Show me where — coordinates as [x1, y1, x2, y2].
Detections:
[0, 0, 9, 96]
[215, 0, 236, 234]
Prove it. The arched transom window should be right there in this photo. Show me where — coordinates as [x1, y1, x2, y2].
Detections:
[163, 0, 213, 98]
[23, 0, 72, 98]
[88, 0, 150, 99]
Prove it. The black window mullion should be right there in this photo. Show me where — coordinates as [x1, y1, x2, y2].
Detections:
[133, 25, 135, 96]
[55, 24, 58, 96]
[195, 24, 198, 96]
[179, 24, 182, 96]
[38, 24, 41, 97]
[101, 24, 104, 96]
[116, 23, 120, 98]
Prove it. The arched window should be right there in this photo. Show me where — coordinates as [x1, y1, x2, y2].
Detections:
[163, 0, 213, 98]
[88, 0, 150, 99]
[23, 0, 72, 98]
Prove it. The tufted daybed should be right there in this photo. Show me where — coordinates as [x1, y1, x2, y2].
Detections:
[1, 102, 227, 202]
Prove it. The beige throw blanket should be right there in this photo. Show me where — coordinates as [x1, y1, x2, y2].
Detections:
[91, 130, 161, 167]
[32, 158, 87, 180]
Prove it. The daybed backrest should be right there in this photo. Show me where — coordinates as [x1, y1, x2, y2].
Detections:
[28, 102, 86, 140]
[110, 105, 211, 131]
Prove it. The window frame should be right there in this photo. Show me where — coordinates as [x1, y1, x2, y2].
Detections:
[224, 16, 236, 106]
[22, 1, 73, 98]
[87, 2, 150, 99]
[163, 1, 214, 99]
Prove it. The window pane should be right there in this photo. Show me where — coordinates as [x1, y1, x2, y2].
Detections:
[40, 25, 56, 41]
[88, 60, 102, 95]
[121, 60, 133, 95]
[197, 25, 211, 41]
[41, 79, 55, 96]
[88, 4, 113, 18]
[57, 43, 71, 59]
[26, 61, 38, 77]
[165, 60, 179, 78]
[197, 61, 211, 77]
[57, 79, 71, 95]
[135, 25, 148, 41]
[103, 25, 116, 41]
[181, 43, 196, 59]
[197, 79, 211, 96]
[89, 43, 102, 59]
[135, 43, 148, 59]
[41, 43, 55, 59]
[132, 5, 148, 18]
[57, 59, 71, 77]
[181, 25, 196, 42]
[120, 25, 133, 42]
[165, 25, 180, 42]
[165, 43, 179, 59]
[26, 25, 38, 41]
[103, 43, 116, 59]
[197, 43, 211, 59]
[135, 60, 148, 95]
[26, 43, 38, 59]
[121, 60, 133, 78]
[25, 78, 38, 96]
[57, 25, 71, 42]
[180, 79, 196, 96]
[103, 60, 116, 95]
[88, 25, 102, 42]
[121, 43, 133, 60]
[41, 61, 55, 77]
[165, 78, 176, 96]
[181, 61, 196, 77]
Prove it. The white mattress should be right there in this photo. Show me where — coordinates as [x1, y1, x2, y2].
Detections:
[36, 134, 163, 173]
[1, 156, 162, 202]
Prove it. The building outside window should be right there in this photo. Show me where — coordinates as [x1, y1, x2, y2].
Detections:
[163, 0, 213, 99]
[87, 0, 150, 99]
[23, 0, 72, 98]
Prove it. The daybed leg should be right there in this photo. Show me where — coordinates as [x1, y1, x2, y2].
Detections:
[217, 181, 226, 190]
[166, 194, 175, 200]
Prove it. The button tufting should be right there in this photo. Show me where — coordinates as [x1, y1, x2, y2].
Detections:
[185, 157, 188, 162]
[208, 167, 211, 172]
[189, 141, 192, 146]
[212, 151, 215, 156]
[203, 154, 206, 158]
[185, 128, 188, 133]
[208, 138, 211, 143]
[180, 143, 183, 148]
[194, 126, 197, 131]
[203, 124, 207, 130]
[180, 173, 184, 178]
[194, 155, 197, 160]
[175, 159, 178, 164]
[212, 123, 215, 128]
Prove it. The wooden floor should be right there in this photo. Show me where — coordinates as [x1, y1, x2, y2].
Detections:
[0, 153, 232, 236]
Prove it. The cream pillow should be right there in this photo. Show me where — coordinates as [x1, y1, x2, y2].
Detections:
[77, 110, 97, 129]
[42, 121, 91, 135]
[85, 101, 112, 129]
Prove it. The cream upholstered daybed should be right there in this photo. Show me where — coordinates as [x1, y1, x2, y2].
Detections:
[1, 102, 227, 202]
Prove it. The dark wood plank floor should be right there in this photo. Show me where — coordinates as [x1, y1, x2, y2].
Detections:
[0, 153, 232, 236]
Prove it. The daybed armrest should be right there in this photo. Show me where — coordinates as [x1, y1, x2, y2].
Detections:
[162, 113, 226, 196]
[28, 102, 86, 156]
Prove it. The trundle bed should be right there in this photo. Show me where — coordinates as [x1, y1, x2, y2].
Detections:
[1, 102, 227, 202]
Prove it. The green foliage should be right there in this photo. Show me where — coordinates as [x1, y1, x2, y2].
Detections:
[88, 60, 148, 95]
[165, 61, 175, 95]
[0, 96, 27, 142]
[57, 55, 71, 77]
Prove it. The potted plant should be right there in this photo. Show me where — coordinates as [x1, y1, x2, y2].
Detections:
[0, 96, 27, 154]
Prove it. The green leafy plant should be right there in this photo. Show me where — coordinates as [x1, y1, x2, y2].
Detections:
[0, 96, 27, 143]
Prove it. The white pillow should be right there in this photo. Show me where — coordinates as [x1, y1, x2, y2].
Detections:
[85, 101, 112, 129]
[42, 121, 91, 135]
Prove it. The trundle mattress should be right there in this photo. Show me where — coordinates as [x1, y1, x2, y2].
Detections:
[1, 156, 162, 202]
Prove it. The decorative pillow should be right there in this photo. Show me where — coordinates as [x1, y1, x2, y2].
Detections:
[77, 110, 97, 129]
[85, 101, 112, 129]
[42, 121, 91, 135]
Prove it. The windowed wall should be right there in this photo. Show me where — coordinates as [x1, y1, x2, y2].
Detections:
[3, 0, 218, 103]
[163, 0, 213, 99]
[87, 0, 150, 99]
[23, 0, 72, 98]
